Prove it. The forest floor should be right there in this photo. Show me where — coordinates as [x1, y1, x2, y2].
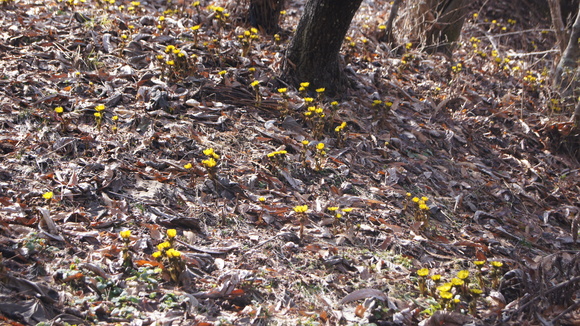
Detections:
[1, 0, 580, 325]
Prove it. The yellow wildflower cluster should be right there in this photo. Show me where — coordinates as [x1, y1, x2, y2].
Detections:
[238, 27, 259, 56]
[404, 193, 430, 224]
[208, 5, 230, 26]
[267, 150, 287, 169]
[94, 104, 105, 130]
[119, 230, 131, 239]
[42, 191, 54, 200]
[267, 150, 287, 158]
[158, 44, 191, 75]
[451, 63, 462, 73]
[152, 229, 183, 282]
[335, 122, 347, 133]
[201, 148, 219, 178]
[293, 205, 308, 213]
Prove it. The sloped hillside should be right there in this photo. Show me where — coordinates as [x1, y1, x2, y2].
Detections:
[0, 0, 579, 325]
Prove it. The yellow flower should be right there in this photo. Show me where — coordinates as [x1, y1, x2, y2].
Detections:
[192, 1, 199, 6]
[258, 197, 266, 202]
[421, 196, 429, 202]
[250, 80, 260, 87]
[166, 60, 175, 66]
[342, 207, 353, 213]
[248, 67, 256, 72]
[301, 140, 310, 146]
[300, 82, 310, 88]
[470, 288, 483, 295]
[250, 27, 258, 34]
[327, 207, 339, 211]
[316, 143, 325, 150]
[202, 158, 217, 168]
[218, 70, 227, 76]
[440, 291, 453, 299]
[94, 112, 101, 118]
[167, 229, 177, 238]
[157, 241, 171, 251]
[412, 197, 419, 203]
[491, 261, 503, 268]
[417, 268, 429, 277]
[315, 88, 325, 93]
[431, 274, 441, 281]
[474, 260, 486, 266]
[330, 101, 339, 106]
[42, 191, 54, 200]
[279, 10, 286, 15]
[203, 148, 215, 156]
[437, 283, 452, 292]
[278, 88, 287, 93]
[190, 24, 201, 31]
[95, 104, 105, 111]
[166, 248, 181, 258]
[451, 278, 464, 286]
[54, 106, 64, 114]
[419, 204, 429, 211]
[152, 251, 162, 258]
[293, 205, 308, 213]
[120, 230, 131, 239]
[156, 54, 164, 60]
[304, 97, 314, 103]
[457, 270, 469, 280]
[158, 16, 165, 21]
[378, 25, 386, 30]
[112, 115, 118, 121]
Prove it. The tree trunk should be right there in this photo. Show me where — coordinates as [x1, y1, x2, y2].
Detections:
[548, 0, 568, 53]
[553, 2, 580, 98]
[248, 0, 285, 34]
[412, 0, 468, 56]
[381, 0, 402, 45]
[282, 0, 363, 96]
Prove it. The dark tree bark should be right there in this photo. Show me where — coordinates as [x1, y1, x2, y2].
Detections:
[553, 2, 580, 100]
[548, 0, 568, 52]
[248, 0, 285, 34]
[380, 0, 402, 45]
[282, 0, 363, 96]
[411, 0, 468, 56]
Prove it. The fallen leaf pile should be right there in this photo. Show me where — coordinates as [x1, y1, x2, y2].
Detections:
[0, 0, 579, 324]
